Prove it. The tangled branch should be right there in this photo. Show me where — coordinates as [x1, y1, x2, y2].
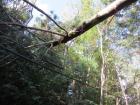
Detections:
[22, 0, 68, 35]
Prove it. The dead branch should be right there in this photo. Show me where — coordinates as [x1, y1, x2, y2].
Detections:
[0, 22, 66, 37]
[52, 0, 137, 47]
[22, 0, 68, 35]
[0, 44, 99, 89]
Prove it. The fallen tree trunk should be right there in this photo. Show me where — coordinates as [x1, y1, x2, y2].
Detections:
[52, 0, 137, 46]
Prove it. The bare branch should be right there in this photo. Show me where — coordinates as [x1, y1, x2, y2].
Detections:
[22, 0, 68, 35]
[25, 40, 55, 48]
[0, 22, 66, 37]
[0, 57, 17, 67]
[52, 0, 137, 47]
[0, 8, 48, 42]
[0, 55, 11, 62]
[0, 45, 99, 89]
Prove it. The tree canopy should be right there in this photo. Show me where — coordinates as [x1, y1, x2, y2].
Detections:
[0, 0, 139, 105]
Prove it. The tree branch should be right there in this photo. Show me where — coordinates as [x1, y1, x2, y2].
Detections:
[22, 0, 68, 35]
[52, 0, 137, 47]
[0, 22, 66, 37]
[0, 45, 99, 89]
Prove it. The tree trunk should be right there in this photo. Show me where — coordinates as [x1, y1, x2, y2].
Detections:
[116, 97, 120, 105]
[115, 66, 129, 105]
[100, 66, 105, 105]
[97, 27, 105, 105]
[136, 87, 140, 105]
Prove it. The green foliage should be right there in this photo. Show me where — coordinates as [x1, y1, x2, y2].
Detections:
[83, 87, 100, 103]
[80, 0, 93, 20]
[101, 0, 113, 4]
[0, 1, 67, 105]
[0, 0, 139, 105]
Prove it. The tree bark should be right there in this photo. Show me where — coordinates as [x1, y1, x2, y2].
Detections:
[97, 27, 105, 105]
[52, 0, 137, 47]
[115, 66, 129, 105]
[136, 87, 140, 105]
[116, 97, 120, 105]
